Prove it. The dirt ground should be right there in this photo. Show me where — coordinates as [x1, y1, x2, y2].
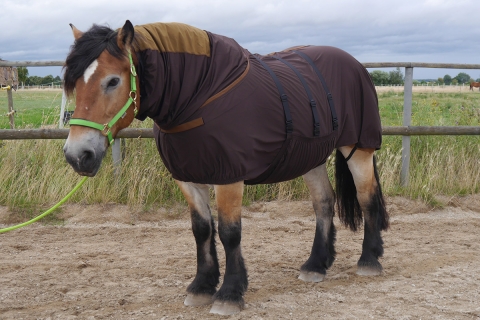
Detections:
[1, 195, 479, 319]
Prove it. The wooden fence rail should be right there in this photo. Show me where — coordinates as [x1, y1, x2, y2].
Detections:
[0, 61, 64, 67]
[3, 61, 480, 69]
[1, 126, 480, 140]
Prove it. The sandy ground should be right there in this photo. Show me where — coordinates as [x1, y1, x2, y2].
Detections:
[0, 195, 479, 319]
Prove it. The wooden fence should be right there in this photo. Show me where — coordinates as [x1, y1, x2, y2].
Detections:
[1, 60, 480, 186]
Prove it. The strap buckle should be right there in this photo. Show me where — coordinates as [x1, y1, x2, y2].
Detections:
[332, 117, 338, 130]
[314, 123, 320, 136]
[102, 124, 111, 136]
[286, 119, 293, 134]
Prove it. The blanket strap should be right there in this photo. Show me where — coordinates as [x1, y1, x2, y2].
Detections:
[253, 55, 293, 135]
[160, 117, 205, 133]
[293, 50, 338, 131]
[273, 56, 321, 137]
[345, 145, 358, 162]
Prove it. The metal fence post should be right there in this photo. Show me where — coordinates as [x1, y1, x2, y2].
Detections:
[112, 138, 122, 176]
[59, 90, 67, 128]
[401, 67, 414, 186]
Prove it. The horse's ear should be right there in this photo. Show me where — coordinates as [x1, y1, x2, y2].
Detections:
[69, 23, 83, 40]
[117, 20, 135, 51]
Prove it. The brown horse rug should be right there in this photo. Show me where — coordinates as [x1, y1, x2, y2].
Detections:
[133, 23, 381, 185]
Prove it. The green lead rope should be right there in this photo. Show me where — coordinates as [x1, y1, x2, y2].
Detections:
[0, 54, 137, 233]
[0, 176, 88, 234]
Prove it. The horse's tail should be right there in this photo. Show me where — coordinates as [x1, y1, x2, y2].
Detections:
[335, 149, 389, 232]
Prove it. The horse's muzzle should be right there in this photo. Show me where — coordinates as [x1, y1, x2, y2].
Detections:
[63, 128, 108, 176]
[63, 143, 105, 177]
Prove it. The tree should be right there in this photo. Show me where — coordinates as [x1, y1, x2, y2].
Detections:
[443, 74, 452, 85]
[437, 77, 444, 85]
[40, 75, 54, 85]
[476, 78, 480, 82]
[369, 70, 390, 85]
[26, 76, 42, 85]
[452, 79, 458, 85]
[389, 67, 404, 85]
[454, 72, 471, 84]
[17, 67, 29, 89]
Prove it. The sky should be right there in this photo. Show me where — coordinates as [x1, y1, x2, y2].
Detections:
[1, 0, 479, 80]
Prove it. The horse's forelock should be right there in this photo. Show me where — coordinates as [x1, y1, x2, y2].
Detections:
[63, 24, 125, 96]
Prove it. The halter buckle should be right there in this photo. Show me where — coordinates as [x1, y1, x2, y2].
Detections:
[130, 63, 137, 77]
[129, 91, 137, 100]
[129, 91, 138, 116]
[102, 124, 111, 136]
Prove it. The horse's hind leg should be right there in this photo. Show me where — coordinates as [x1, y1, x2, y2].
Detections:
[299, 163, 336, 282]
[337, 146, 389, 276]
[176, 181, 220, 307]
[210, 181, 247, 315]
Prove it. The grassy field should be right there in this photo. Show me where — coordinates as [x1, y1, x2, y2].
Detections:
[0, 90, 70, 129]
[0, 89, 479, 212]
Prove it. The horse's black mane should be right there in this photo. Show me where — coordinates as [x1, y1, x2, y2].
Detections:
[63, 25, 124, 96]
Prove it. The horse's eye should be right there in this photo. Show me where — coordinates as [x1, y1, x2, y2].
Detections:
[107, 77, 120, 88]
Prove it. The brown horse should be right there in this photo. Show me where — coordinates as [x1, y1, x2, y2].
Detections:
[63, 20, 389, 315]
[470, 81, 480, 91]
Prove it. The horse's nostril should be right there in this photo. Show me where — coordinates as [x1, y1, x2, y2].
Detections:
[80, 150, 96, 168]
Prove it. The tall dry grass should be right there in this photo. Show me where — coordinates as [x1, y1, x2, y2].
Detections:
[1, 90, 479, 210]
[376, 136, 480, 202]
[2, 133, 477, 210]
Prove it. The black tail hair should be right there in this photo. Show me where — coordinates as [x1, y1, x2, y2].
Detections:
[335, 150, 389, 232]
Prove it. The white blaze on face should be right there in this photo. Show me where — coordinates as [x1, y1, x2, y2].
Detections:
[83, 59, 98, 84]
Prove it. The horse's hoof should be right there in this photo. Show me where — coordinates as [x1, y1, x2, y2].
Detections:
[357, 263, 383, 276]
[209, 300, 242, 315]
[298, 270, 326, 282]
[184, 293, 213, 306]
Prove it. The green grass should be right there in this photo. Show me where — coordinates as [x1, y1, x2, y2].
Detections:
[0, 89, 479, 211]
[0, 90, 71, 129]
[378, 91, 480, 126]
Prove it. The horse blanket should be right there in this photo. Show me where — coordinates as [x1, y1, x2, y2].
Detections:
[134, 23, 381, 185]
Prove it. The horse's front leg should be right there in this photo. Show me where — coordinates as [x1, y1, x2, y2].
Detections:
[210, 181, 247, 315]
[176, 181, 220, 306]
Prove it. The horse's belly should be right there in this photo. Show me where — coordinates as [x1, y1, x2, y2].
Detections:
[244, 132, 336, 185]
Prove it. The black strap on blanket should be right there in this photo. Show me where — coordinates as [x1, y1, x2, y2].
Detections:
[293, 50, 339, 131]
[345, 145, 358, 162]
[273, 56, 321, 137]
[253, 55, 293, 134]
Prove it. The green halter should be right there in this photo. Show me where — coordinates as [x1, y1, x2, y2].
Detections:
[69, 53, 138, 145]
